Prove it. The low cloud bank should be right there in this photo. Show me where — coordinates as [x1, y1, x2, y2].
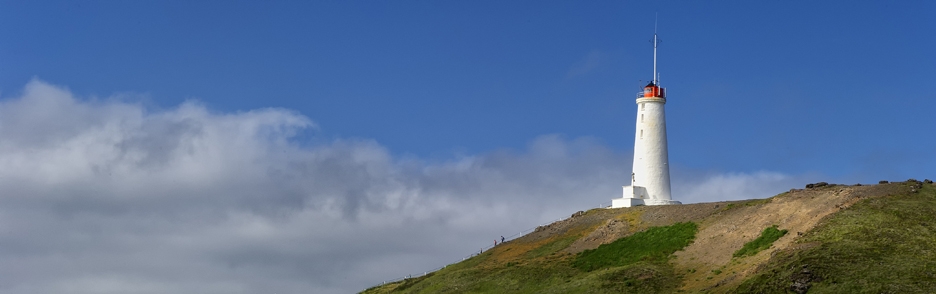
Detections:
[673, 171, 808, 204]
[0, 80, 807, 293]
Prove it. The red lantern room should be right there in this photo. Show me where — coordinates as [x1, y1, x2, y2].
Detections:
[642, 82, 665, 98]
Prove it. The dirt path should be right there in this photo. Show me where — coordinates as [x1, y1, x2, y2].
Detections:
[550, 184, 903, 292]
[477, 183, 905, 292]
[673, 184, 900, 292]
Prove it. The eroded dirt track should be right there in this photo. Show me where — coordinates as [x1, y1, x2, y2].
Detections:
[520, 184, 905, 292]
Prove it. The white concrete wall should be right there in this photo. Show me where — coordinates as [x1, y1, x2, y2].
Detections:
[621, 185, 649, 199]
[632, 97, 672, 201]
[612, 192, 644, 208]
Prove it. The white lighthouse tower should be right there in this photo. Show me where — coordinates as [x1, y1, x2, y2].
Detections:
[611, 30, 681, 208]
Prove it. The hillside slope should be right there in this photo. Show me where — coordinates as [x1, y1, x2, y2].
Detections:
[363, 179, 936, 293]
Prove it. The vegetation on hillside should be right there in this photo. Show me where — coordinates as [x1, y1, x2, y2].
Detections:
[363, 222, 698, 294]
[364, 179, 936, 293]
[736, 181, 936, 293]
[733, 225, 788, 258]
[573, 222, 697, 271]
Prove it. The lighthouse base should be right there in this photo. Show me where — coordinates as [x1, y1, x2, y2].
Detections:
[610, 185, 682, 208]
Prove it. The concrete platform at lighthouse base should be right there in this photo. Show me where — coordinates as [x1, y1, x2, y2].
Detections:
[610, 197, 682, 208]
[610, 185, 682, 208]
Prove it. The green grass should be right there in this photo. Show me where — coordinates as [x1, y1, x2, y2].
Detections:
[733, 225, 788, 258]
[365, 181, 936, 293]
[595, 261, 681, 292]
[365, 222, 698, 294]
[735, 183, 936, 293]
[525, 236, 577, 259]
[392, 273, 435, 292]
[573, 222, 698, 271]
[744, 197, 773, 206]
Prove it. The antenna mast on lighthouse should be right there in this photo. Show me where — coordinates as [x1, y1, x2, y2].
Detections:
[653, 13, 659, 84]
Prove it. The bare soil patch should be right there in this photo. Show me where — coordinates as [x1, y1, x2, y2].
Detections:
[526, 184, 904, 292]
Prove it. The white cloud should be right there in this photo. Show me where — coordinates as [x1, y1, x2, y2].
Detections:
[672, 171, 808, 204]
[0, 80, 810, 293]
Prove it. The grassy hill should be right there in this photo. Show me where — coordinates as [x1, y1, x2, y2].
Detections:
[363, 179, 936, 293]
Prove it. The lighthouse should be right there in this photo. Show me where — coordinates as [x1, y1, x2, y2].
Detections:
[611, 30, 681, 208]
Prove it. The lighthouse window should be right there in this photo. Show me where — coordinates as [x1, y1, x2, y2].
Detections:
[641, 114, 644, 122]
[640, 130, 643, 139]
[641, 104, 645, 111]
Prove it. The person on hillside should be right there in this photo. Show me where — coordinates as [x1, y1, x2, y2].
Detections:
[501, 236, 505, 243]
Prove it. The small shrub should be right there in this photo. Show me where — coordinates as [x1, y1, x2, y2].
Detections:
[879, 180, 889, 184]
[734, 225, 789, 258]
[744, 198, 772, 206]
[805, 182, 828, 189]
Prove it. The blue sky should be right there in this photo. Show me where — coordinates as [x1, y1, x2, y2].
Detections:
[3, 1, 934, 179]
[0, 1, 934, 293]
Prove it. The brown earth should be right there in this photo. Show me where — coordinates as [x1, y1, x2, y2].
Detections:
[674, 184, 904, 292]
[364, 181, 930, 294]
[511, 182, 906, 292]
